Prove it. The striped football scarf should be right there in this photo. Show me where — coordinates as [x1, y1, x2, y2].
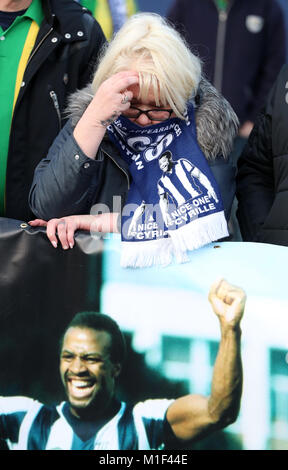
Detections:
[107, 104, 229, 267]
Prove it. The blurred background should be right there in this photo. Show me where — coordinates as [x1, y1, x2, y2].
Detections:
[136, 0, 173, 15]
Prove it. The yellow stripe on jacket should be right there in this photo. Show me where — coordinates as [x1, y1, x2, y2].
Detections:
[12, 21, 39, 113]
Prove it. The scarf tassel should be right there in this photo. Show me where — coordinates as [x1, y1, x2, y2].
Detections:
[120, 211, 228, 268]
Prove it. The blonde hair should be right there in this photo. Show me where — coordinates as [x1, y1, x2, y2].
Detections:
[92, 13, 202, 119]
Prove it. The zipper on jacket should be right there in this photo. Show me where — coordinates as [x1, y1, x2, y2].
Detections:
[213, 1, 233, 93]
[26, 26, 54, 68]
[103, 150, 130, 190]
[49, 90, 62, 131]
[27, 25, 62, 131]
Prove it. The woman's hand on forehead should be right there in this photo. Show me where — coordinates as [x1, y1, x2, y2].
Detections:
[111, 70, 139, 91]
[87, 70, 139, 125]
[72, 70, 139, 158]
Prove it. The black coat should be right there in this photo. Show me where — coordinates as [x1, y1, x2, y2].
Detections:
[167, 0, 286, 125]
[236, 64, 288, 246]
[5, 0, 105, 221]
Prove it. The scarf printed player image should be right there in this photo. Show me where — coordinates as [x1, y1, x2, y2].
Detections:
[107, 104, 228, 267]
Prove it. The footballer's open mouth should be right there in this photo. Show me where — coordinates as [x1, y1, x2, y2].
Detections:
[67, 377, 97, 399]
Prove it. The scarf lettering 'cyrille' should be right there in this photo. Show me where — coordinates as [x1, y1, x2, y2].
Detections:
[107, 105, 229, 267]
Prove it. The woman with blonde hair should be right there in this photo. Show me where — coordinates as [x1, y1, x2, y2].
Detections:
[29, 13, 238, 267]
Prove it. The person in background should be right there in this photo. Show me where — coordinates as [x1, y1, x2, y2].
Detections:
[0, 0, 105, 221]
[76, 0, 138, 40]
[277, 0, 288, 62]
[0, 279, 246, 450]
[236, 65, 288, 246]
[167, 0, 286, 157]
[167, 0, 286, 241]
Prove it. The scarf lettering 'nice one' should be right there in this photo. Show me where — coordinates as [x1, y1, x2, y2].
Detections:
[107, 104, 229, 267]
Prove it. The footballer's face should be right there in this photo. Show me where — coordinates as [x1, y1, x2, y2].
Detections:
[159, 155, 171, 173]
[60, 327, 120, 418]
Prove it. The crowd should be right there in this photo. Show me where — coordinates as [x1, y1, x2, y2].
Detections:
[0, 0, 287, 451]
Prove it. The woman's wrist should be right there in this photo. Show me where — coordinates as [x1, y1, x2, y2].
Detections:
[73, 116, 106, 159]
[91, 213, 120, 233]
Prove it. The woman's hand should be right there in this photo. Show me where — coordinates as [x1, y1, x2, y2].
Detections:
[73, 71, 139, 158]
[88, 70, 139, 127]
[29, 213, 120, 250]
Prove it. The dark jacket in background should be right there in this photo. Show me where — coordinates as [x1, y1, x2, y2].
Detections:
[167, 0, 286, 125]
[236, 64, 288, 246]
[5, 0, 105, 221]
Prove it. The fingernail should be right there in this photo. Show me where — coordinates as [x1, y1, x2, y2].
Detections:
[63, 245, 69, 250]
[52, 241, 57, 248]
[69, 243, 74, 249]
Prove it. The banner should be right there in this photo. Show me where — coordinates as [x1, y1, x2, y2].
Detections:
[0, 217, 103, 400]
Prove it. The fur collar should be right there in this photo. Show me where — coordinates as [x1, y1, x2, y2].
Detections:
[66, 78, 239, 160]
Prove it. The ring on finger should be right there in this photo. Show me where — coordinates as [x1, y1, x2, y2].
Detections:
[121, 92, 129, 104]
